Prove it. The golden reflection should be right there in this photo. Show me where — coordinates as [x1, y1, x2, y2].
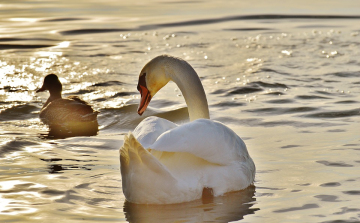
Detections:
[281, 50, 292, 56]
[43, 121, 99, 139]
[3, 92, 33, 102]
[0, 64, 15, 75]
[0, 194, 11, 214]
[103, 98, 131, 108]
[62, 82, 93, 94]
[53, 41, 70, 48]
[124, 186, 258, 223]
[35, 51, 62, 58]
[0, 180, 44, 215]
[9, 18, 38, 23]
[0, 62, 38, 101]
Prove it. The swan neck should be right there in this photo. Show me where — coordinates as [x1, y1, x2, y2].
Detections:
[168, 62, 210, 121]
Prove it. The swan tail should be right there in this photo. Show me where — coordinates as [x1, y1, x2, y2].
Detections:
[120, 132, 179, 203]
[120, 132, 174, 179]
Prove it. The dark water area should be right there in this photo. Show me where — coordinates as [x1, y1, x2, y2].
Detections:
[1, 0, 360, 222]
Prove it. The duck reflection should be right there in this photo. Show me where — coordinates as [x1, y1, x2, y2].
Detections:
[43, 120, 99, 139]
[124, 185, 258, 223]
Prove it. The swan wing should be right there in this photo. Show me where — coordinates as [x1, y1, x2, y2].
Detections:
[133, 116, 177, 148]
[150, 119, 252, 166]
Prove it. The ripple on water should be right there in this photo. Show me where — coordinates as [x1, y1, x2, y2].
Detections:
[212, 101, 246, 108]
[265, 99, 294, 104]
[0, 139, 39, 157]
[281, 145, 302, 149]
[296, 95, 331, 100]
[40, 157, 97, 174]
[273, 203, 319, 213]
[41, 17, 89, 22]
[223, 81, 289, 96]
[342, 190, 360, 195]
[256, 67, 292, 76]
[265, 91, 285, 95]
[320, 182, 341, 187]
[316, 160, 354, 167]
[325, 71, 360, 78]
[59, 28, 132, 36]
[314, 195, 341, 202]
[245, 106, 317, 116]
[0, 103, 39, 121]
[334, 100, 358, 104]
[0, 43, 55, 50]
[333, 207, 360, 215]
[92, 81, 126, 87]
[226, 86, 263, 95]
[306, 109, 360, 118]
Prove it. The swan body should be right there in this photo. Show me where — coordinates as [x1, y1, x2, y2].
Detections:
[36, 74, 98, 125]
[120, 55, 255, 204]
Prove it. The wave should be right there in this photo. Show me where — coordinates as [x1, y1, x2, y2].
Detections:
[305, 108, 360, 118]
[0, 44, 55, 50]
[56, 14, 360, 36]
[244, 106, 318, 116]
[41, 17, 88, 22]
[59, 28, 132, 36]
[139, 14, 360, 30]
[0, 37, 59, 42]
[0, 103, 39, 121]
[325, 71, 360, 78]
[211, 81, 289, 96]
[0, 139, 39, 157]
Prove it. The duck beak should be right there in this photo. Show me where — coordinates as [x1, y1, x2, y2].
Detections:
[36, 85, 46, 93]
[137, 84, 151, 115]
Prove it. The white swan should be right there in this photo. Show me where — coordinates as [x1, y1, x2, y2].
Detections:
[120, 55, 255, 204]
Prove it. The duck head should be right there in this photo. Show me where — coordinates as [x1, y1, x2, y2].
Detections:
[137, 55, 171, 115]
[36, 74, 63, 96]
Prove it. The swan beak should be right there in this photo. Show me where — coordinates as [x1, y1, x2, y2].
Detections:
[137, 84, 152, 115]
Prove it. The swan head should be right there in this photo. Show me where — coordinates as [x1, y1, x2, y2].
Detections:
[36, 74, 62, 95]
[137, 55, 172, 115]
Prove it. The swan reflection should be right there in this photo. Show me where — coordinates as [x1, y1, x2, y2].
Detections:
[124, 185, 258, 223]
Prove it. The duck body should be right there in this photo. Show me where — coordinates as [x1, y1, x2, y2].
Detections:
[39, 96, 98, 125]
[37, 74, 98, 126]
[120, 55, 255, 204]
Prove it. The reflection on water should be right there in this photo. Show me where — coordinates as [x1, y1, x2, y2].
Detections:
[41, 120, 99, 139]
[124, 186, 258, 223]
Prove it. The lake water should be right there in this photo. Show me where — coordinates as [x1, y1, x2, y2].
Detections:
[1, 0, 360, 222]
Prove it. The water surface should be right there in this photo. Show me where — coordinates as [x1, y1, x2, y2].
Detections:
[1, 0, 360, 222]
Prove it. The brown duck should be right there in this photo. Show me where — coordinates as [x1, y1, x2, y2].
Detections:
[36, 74, 99, 125]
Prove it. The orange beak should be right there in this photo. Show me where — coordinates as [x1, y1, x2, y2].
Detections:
[137, 83, 151, 115]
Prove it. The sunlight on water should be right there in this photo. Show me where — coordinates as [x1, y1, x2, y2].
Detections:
[8, 18, 39, 23]
[54, 41, 70, 49]
[0, 180, 44, 215]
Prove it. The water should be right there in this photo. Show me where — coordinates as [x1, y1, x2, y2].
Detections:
[1, 0, 360, 222]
